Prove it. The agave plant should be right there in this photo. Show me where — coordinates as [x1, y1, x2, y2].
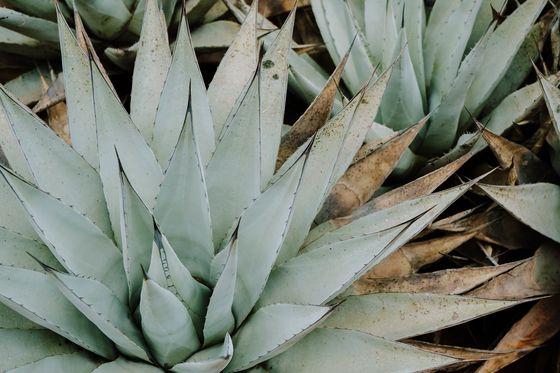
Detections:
[310, 0, 550, 160]
[0, 1, 521, 372]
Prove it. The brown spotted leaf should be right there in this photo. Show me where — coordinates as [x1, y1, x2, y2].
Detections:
[315, 117, 427, 223]
[349, 260, 525, 296]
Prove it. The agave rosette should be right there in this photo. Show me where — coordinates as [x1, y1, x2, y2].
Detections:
[0, 1, 520, 372]
[310, 0, 551, 162]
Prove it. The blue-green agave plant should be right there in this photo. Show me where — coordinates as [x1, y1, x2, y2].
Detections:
[310, 0, 552, 162]
[0, 1, 520, 372]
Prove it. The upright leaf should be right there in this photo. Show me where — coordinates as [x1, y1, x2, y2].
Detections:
[171, 334, 233, 373]
[152, 12, 214, 168]
[207, 0, 258, 137]
[206, 74, 260, 246]
[155, 108, 214, 279]
[131, 0, 171, 143]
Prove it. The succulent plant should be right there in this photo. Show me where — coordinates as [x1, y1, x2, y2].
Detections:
[0, 1, 521, 372]
[310, 0, 551, 160]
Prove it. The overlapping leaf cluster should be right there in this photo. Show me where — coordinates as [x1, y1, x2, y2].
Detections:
[0, 1, 547, 372]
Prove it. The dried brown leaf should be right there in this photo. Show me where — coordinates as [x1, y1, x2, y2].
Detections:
[350, 261, 525, 296]
[276, 48, 348, 167]
[365, 232, 476, 279]
[468, 242, 560, 300]
[475, 296, 560, 373]
[315, 118, 426, 222]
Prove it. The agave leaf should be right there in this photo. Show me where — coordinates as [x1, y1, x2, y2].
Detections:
[258, 224, 407, 307]
[190, 20, 239, 51]
[73, 0, 132, 40]
[172, 334, 233, 373]
[131, 0, 172, 143]
[478, 183, 560, 243]
[317, 117, 425, 222]
[206, 74, 260, 246]
[0, 85, 112, 236]
[232, 153, 305, 325]
[0, 302, 41, 330]
[0, 167, 127, 299]
[329, 66, 393, 187]
[127, 0, 147, 35]
[323, 293, 518, 340]
[56, 8, 98, 169]
[306, 180, 475, 257]
[7, 351, 101, 373]
[92, 357, 164, 373]
[207, 0, 258, 137]
[140, 276, 200, 367]
[48, 269, 150, 362]
[485, 14, 551, 111]
[363, 0, 387, 62]
[310, 0, 373, 94]
[424, 0, 483, 109]
[539, 71, 560, 137]
[151, 230, 211, 330]
[265, 328, 457, 372]
[469, 79, 548, 154]
[380, 33, 424, 131]
[154, 109, 213, 279]
[0, 329, 85, 372]
[423, 29, 490, 155]
[465, 0, 547, 117]
[203, 239, 237, 347]
[91, 58, 163, 226]
[0, 26, 56, 59]
[277, 45, 349, 168]
[468, 0, 508, 48]
[276, 78, 370, 263]
[0, 8, 59, 44]
[402, 0, 426, 105]
[118, 169, 154, 309]
[0, 227, 61, 272]
[152, 12, 214, 169]
[4, 65, 52, 106]
[0, 265, 117, 359]
[225, 304, 332, 372]
[0, 177, 38, 239]
[3, 0, 58, 20]
[259, 8, 294, 187]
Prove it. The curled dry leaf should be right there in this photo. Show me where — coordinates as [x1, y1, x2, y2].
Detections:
[349, 260, 525, 296]
[316, 118, 426, 223]
[364, 231, 476, 279]
[475, 296, 560, 373]
[305, 152, 472, 246]
[478, 124, 553, 184]
[468, 242, 560, 300]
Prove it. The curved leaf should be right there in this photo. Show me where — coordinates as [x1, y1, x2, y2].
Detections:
[8, 351, 101, 373]
[73, 0, 131, 40]
[0, 226, 61, 272]
[172, 334, 233, 373]
[48, 270, 150, 362]
[92, 357, 164, 373]
[140, 277, 200, 367]
[0, 167, 127, 300]
[265, 328, 457, 372]
[323, 293, 518, 340]
[0, 265, 117, 359]
[479, 183, 560, 243]
[0, 85, 111, 236]
[225, 304, 332, 372]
